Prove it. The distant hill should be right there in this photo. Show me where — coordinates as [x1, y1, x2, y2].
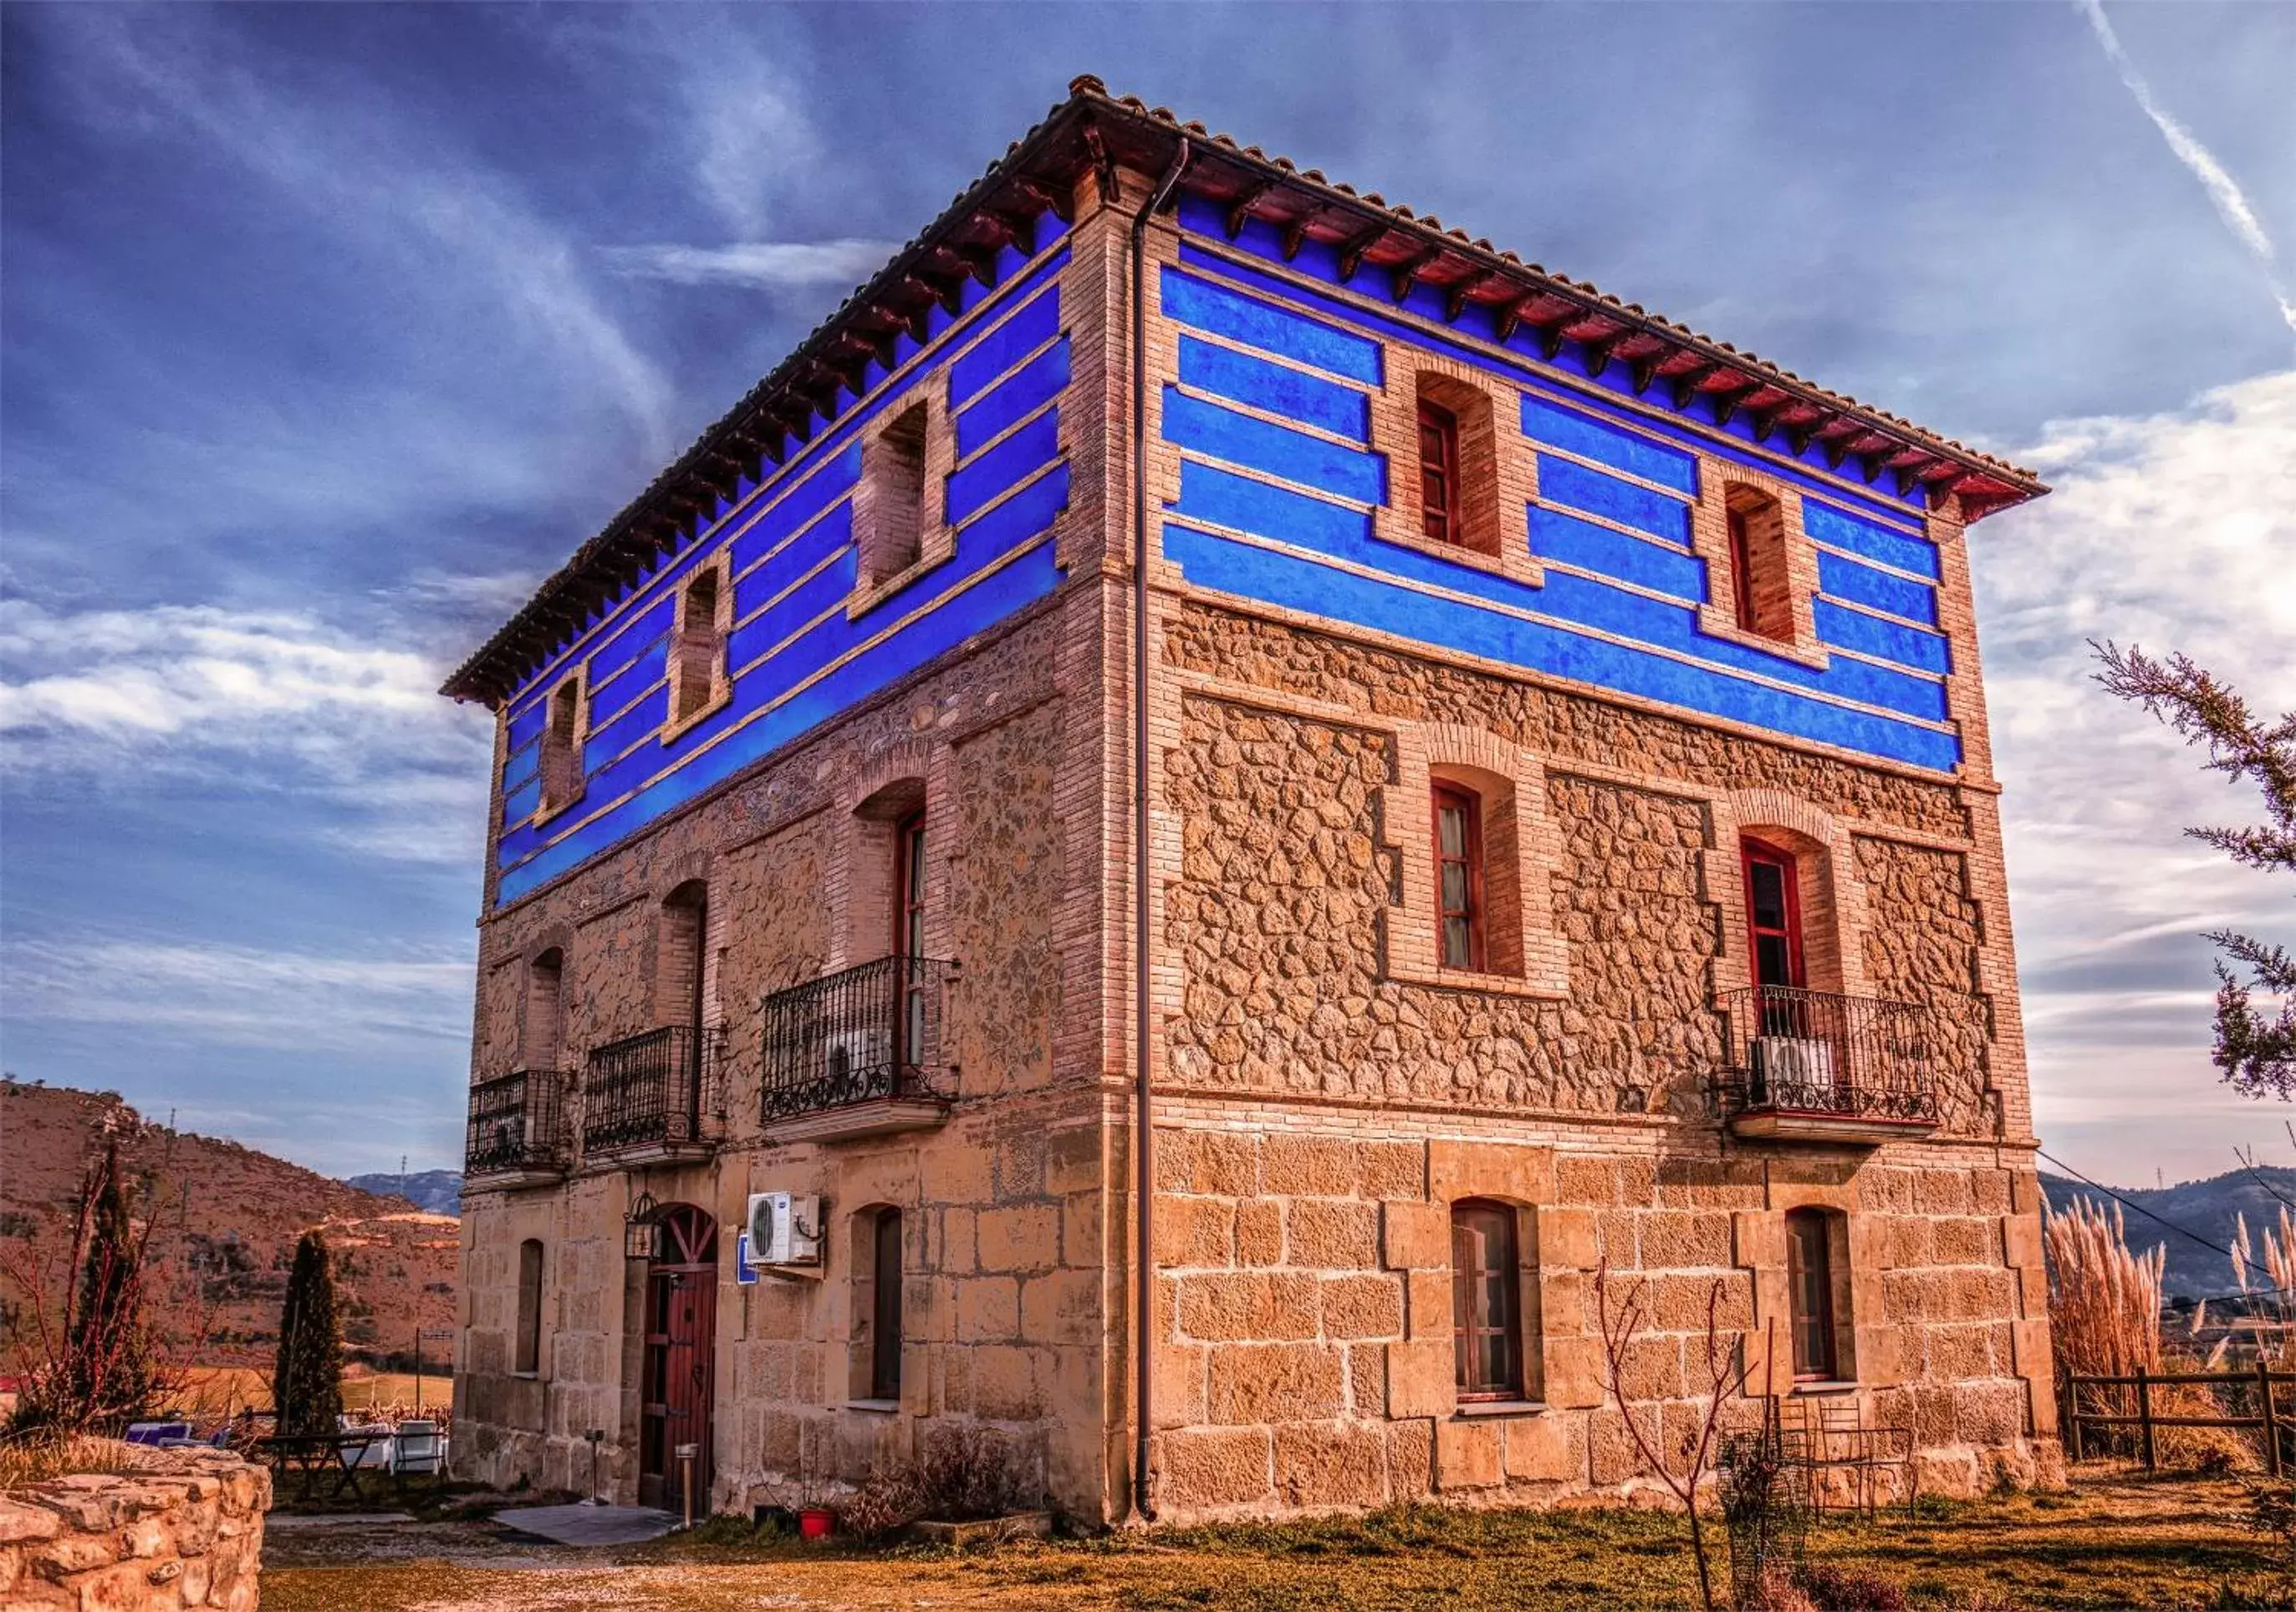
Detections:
[346, 1170, 462, 1217]
[2041, 1164, 2296, 1300]
[0, 1080, 459, 1369]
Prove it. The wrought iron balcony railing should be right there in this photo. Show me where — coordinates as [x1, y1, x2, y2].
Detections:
[761, 955, 956, 1122]
[581, 1024, 723, 1156]
[1712, 985, 1939, 1135]
[464, 1068, 569, 1179]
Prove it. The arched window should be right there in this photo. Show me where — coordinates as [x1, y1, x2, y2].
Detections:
[1452, 1199, 1523, 1401]
[870, 1209, 904, 1400]
[523, 949, 565, 1071]
[538, 676, 585, 817]
[1433, 783, 1486, 972]
[1723, 487, 1793, 642]
[668, 564, 727, 727]
[1784, 1208, 1850, 1382]
[1741, 837, 1805, 992]
[1413, 373, 1499, 556]
[514, 1238, 544, 1376]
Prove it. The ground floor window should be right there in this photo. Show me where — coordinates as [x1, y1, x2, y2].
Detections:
[1452, 1199, 1523, 1400]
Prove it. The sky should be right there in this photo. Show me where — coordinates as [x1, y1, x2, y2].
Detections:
[2, 3, 2291, 1187]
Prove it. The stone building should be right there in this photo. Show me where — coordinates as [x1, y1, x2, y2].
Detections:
[441, 79, 2057, 1524]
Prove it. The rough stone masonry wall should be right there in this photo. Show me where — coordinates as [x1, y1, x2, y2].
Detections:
[1145, 605, 2054, 1521]
[0, 1450, 268, 1612]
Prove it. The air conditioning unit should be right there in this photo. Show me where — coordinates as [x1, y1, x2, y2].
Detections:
[824, 1028, 890, 1080]
[1754, 1036, 1835, 1093]
[746, 1191, 824, 1267]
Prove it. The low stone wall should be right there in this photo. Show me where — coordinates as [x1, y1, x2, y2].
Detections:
[0, 1448, 269, 1611]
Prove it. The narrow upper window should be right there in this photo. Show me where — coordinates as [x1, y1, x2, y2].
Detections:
[863, 402, 930, 584]
[670, 566, 727, 725]
[1452, 1199, 1523, 1401]
[523, 949, 565, 1071]
[895, 811, 927, 1065]
[1418, 399, 1461, 546]
[1784, 1208, 1840, 1381]
[1433, 784, 1485, 972]
[514, 1238, 544, 1375]
[538, 678, 584, 816]
[870, 1209, 904, 1400]
[1741, 837, 1804, 992]
[1723, 487, 1792, 641]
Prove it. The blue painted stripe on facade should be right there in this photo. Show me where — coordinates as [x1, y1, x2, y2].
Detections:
[501, 775, 541, 827]
[1802, 499, 1940, 580]
[1522, 397, 1698, 497]
[948, 284, 1062, 406]
[946, 410, 1060, 528]
[501, 737, 540, 792]
[736, 504, 853, 605]
[1165, 389, 1386, 504]
[1814, 599, 1951, 674]
[1818, 550, 1937, 627]
[1175, 207, 1931, 517]
[1176, 334, 1369, 441]
[727, 446, 865, 577]
[1160, 268, 1382, 385]
[592, 640, 670, 724]
[1536, 456, 1692, 543]
[506, 702, 546, 750]
[584, 595, 676, 695]
[956, 339, 1069, 460]
[498, 464, 1074, 878]
[1172, 462, 1946, 726]
[503, 248, 1071, 723]
[1164, 522, 1957, 772]
[583, 683, 671, 772]
[728, 548, 858, 671]
[1172, 237, 1928, 529]
[497, 540, 1064, 904]
[1529, 506, 1705, 600]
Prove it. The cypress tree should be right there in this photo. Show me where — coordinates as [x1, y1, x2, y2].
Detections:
[71, 1141, 159, 1427]
[273, 1231, 344, 1437]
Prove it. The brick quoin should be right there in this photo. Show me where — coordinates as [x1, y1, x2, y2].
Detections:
[441, 82, 2056, 1528]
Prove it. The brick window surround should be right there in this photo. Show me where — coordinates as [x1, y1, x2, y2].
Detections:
[1690, 469, 1829, 668]
[850, 375, 957, 619]
[535, 669, 587, 822]
[1703, 789, 1876, 1002]
[1369, 349, 1541, 589]
[663, 553, 734, 742]
[1382, 722, 1568, 999]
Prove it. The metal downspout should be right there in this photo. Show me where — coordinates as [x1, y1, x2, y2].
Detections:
[1130, 140, 1189, 1525]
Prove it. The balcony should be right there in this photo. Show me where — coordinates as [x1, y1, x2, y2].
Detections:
[760, 956, 957, 1143]
[463, 1069, 569, 1188]
[581, 1025, 724, 1166]
[1712, 986, 1939, 1144]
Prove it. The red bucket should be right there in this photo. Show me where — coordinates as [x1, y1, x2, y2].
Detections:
[798, 1507, 834, 1541]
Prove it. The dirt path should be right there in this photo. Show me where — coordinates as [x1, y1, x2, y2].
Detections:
[260, 1471, 2283, 1612]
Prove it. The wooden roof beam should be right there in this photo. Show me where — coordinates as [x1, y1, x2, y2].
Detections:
[1007, 174, 1071, 225]
[1491, 288, 1533, 345]
[1225, 176, 1276, 238]
[1669, 362, 1720, 411]
[1444, 268, 1495, 324]
[1389, 241, 1441, 304]
[1334, 219, 1389, 282]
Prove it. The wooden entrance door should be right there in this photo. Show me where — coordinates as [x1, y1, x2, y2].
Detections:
[639, 1205, 717, 1510]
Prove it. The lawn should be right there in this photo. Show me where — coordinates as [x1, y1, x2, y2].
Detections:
[262, 1470, 2288, 1611]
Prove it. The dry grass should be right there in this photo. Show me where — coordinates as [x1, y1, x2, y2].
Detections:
[0, 1430, 148, 1491]
[2044, 1195, 2163, 1380]
[261, 1472, 2288, 1611]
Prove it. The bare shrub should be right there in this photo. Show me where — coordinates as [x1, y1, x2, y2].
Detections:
[839, 1424, 1020, 1537]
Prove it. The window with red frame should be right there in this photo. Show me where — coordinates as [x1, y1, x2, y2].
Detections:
[1433, 783, 1485, 971]
[1418, 400, 1461, 545]
[1741, 838, 1804, 990]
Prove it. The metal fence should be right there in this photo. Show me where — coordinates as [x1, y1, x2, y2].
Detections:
[2061, 1362, 2292, 1474]
[760, 955, 955, 1121]
[1712, 985, 1937, 1124]
[464, 1069, 568, 1176]
[582, 1025, 722, 1154]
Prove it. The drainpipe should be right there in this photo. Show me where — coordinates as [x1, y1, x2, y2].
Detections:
[1130, 136, 1189, 1526]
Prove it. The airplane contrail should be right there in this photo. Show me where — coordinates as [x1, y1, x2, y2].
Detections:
[2076, 0, 2296, 341]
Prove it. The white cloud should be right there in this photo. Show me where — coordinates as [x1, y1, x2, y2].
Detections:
[0, 598, 492, 865]
[599, 239, 900, 291]
[1975, 367, 2296, 1181]
[2075, 0, 2296, 341]
[0, 936, 471, 1052]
